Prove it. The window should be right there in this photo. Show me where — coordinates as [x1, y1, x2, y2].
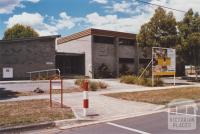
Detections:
[93, 35, 114, 44]
[119, 58, 135, 64]
[139, 59, 151, 64]
[119, 38, 136, 46]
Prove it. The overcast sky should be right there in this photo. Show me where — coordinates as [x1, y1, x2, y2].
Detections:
[0, 0, 200, 38]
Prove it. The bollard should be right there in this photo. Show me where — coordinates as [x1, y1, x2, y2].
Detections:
[82, 80, 89, 116]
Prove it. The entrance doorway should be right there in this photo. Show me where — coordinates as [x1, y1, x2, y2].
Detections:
[56, 53, 85, 76]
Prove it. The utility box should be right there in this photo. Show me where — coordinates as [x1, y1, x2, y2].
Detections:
[3, 67, 13, 78]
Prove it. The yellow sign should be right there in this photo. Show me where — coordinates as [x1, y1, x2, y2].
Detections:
[152, 47, 176, 76]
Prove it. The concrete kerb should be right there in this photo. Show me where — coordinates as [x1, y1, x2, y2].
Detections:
[0, 118, 99, 133]
[0, 122, 55, 133]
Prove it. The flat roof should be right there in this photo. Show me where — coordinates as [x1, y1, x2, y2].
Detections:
[0, 35, 60, 43]
[57, 28, 136, 44]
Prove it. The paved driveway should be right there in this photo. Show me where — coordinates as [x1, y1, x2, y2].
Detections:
[0, 77, 196, 93]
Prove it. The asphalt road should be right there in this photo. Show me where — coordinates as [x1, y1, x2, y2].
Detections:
[58, 110, 200, 134]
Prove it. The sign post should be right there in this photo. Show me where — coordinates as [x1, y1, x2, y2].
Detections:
[152, 47, 176, 86]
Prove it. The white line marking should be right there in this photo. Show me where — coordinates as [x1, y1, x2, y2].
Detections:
[107, 122, 151, 134]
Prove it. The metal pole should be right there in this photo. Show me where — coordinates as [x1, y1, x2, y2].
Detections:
[50, 80, 52, 107]
[30, 73, 31, 80]
[152, 74, 154, 87]
[39, 72, 40, 80]
[57, 69, 61, 79]
[61, 79, 63, 108]
[174, 73, 176, 86]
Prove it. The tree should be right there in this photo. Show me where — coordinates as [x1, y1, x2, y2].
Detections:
[177, 9, 200, 77]
[3, 24, 39, 40]
[137, 7, 177, 48]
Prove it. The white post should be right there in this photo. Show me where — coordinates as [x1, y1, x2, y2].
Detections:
[83, 108, 87, 117]
[152, 47, 154, 87]
[174, 74, 176, 86]
[152, 74, 154, 87]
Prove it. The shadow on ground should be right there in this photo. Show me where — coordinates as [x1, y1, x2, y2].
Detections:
[0, 88, 18, 100]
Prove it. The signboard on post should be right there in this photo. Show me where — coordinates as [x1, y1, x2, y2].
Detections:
[152, 47, 176, 86]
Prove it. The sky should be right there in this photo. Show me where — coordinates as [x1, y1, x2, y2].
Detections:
[0, 0, 200, 39]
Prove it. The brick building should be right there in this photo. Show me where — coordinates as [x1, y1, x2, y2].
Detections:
[0, 28, 151, 80]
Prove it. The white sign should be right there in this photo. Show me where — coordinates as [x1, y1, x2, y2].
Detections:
[46, 62, 54, 65]
[168, 99, 197, 130]
[3, 67, 13, 78]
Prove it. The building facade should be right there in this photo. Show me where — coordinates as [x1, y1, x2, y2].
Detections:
[56, 28, 151, 78]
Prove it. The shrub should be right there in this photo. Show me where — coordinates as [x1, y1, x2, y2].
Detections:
[120, 75, 163, 87]
[138, 67, 152, 77]
[119, 64, 133, 76]
[74, 79, 85, 86]
[154, 77, 164, 86]
[137, 77, 148, 85]
[98, 81, 108, 89]
[96, 63, 113, 78]
[120, 75, 137, 84]
[74, 79, 108, 91]
[89, 81, 98, 91]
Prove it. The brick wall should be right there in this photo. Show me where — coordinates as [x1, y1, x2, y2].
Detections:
[0, 37, 56, 80]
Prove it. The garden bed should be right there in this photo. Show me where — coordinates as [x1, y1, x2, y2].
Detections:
[105, 87, 200, 105]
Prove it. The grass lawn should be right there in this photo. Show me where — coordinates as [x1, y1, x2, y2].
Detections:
[0, 99, 74, 128]
[104, 87, 200, 105]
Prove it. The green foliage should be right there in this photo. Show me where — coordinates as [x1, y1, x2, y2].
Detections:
[120, 75, 163, 87]
[74, 79, 85, 86]
[137, 7, 177, 48]
[89, 81, 98, 91]
[120, 75, 138, 84]
[138, 67, 152, 77]
[3, 24, 39, 40]
[119, 64, 133, 76]
[96, 63, 113, 78]
[98, 81, 108, 89]
[74, 79, 108, 91]
[177, 9, 200, 67]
